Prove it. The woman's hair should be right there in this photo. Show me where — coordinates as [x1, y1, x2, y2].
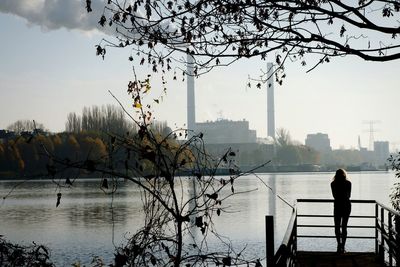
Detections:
[333, 168, 347, 181]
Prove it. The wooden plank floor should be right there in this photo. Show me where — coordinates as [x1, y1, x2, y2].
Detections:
[297, 252, 385, 267]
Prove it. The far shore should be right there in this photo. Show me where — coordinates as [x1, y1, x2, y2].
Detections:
[0, 168, 390, 181]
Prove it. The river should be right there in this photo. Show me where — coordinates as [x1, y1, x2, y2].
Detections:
[0, 171, 396, 265]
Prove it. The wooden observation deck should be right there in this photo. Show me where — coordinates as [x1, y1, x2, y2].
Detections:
[297, 251, 384, 267]
[265, 199, 400, 267]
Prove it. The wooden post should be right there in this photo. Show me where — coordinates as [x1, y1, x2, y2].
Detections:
[266, 215, 274, 267]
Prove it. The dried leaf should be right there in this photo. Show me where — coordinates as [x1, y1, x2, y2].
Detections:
[222, 256, 231, 266]
[56, 193, 62, 207]
[206, 193, 218, 200]
[195, 216, 203, 227]
[65, 178, 73, 186]
[101, 178, 109, 189]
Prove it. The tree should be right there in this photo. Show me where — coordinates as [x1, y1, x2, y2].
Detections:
[274, 128, 320, 165]
[65, 112, 81, 133]
[276, 145, 302, 165]
[0, 144, 4, 157]
[7, 120, 46, 134]
[87, 0, 400, 82]
[66, 105, 136, 135]
[275, 128, 292, 147]
[388, 153, 400, 253]
[32, 77, 267, 266]
[389, 153, 400, 211]
[297, 145, 320, 165]
[45, 128, 262, 266]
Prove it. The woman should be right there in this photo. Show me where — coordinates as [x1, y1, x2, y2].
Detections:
[331, 169, 351, 253]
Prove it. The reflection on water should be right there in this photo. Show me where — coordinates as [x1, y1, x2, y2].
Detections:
[0, 172, 395, 265]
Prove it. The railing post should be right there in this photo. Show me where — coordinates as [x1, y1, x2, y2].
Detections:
[294, 212, 297, 254]
[266, 215, 274, 267]
[293, 215, 297, 267]
[375, 203, 379, 255]
[389, 213, 393, 267]
[379, 207, 385, 264]
[396, 215, 400, 267]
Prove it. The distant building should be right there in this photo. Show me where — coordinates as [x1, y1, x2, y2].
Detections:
[305, 133, 332, 152]
[374, 141, 390, 165]
[195, 119, 257, 144]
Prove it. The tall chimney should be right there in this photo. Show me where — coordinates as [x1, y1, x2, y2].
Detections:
[267, 63, 275, 139]
[187, 54, 196, 137]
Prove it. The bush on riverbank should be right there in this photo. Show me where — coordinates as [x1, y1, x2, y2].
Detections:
[0, 236, 54, 267]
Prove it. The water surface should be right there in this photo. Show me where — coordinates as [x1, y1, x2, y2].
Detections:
[0, 172, 395, 265]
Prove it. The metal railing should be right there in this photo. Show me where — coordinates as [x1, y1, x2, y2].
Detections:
[266, 199, 400, 267]
[266, 206, 297, 267]
[375, 200, 400, 267]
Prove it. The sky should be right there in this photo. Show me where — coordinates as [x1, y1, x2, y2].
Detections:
[0, 1, 399, 151]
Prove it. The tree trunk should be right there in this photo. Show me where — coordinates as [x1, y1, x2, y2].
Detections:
[175, 220, 183, 267]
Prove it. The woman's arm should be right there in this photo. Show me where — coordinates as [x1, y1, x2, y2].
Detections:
[331, 182, 337, 199]
[348, 181, 352, 199]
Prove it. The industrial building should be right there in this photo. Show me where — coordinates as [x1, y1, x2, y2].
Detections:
[374, 141, 390, 165]
[195, 119, 257, 144]
[186, 59, 276, 143]
[305, 133, 332, 152]
[184, 59, 277, 168]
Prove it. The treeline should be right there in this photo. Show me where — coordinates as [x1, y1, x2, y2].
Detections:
[229, 128, 372, 169]
[273, 128, 319, 165]
[275, 144, 319, 165]
[0, 105, 171, 179]
[65, 105, 135, 135]
[0, 132, 109, 178]
[65, 104, 170, 136]
[272, 129, 374, 168]
[7, 120, 47, 134]
[0, 130, 170, 179]
[201, 128, 320, 170]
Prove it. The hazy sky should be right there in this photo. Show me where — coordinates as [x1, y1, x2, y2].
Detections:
[1, 1, 399, 151]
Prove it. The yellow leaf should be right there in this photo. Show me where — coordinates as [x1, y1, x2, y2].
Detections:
[143, 83, 151, 93]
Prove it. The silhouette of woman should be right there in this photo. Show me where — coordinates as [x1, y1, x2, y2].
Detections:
[331, 168, 351, 253]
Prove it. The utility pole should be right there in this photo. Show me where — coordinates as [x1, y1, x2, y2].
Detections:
[363, 120, 380, 151]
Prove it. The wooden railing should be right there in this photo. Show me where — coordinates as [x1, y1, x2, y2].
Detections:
[265, 199, 400, 267]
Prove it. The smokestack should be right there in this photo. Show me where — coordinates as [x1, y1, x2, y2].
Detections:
[267, 63, 275, 139]
[187, 54, 196, 137]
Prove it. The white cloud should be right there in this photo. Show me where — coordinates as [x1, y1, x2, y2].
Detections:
[0, 0, 104, 32]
